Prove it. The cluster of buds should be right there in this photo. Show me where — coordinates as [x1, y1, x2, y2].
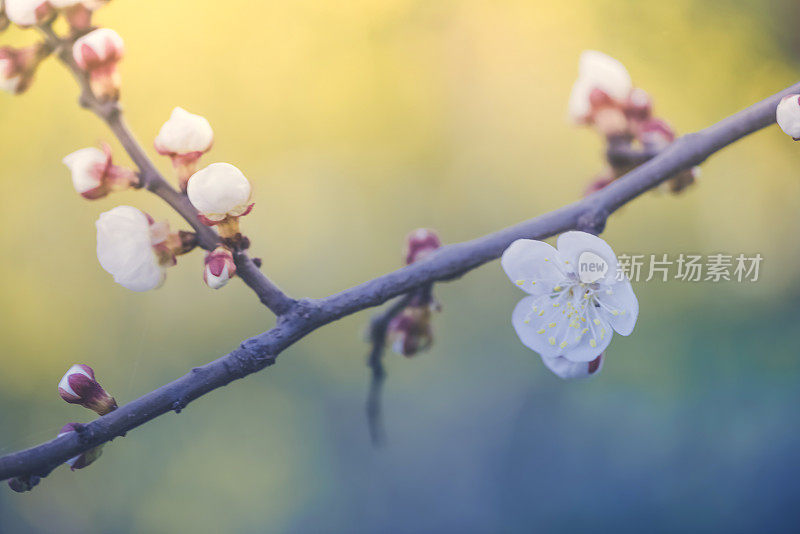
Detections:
[187, 162, 254, 239]
[96, 205, 197, 291]
[776, 94, 800, 140]
[0, 43, 50, 94]
[72, 27, 124, 101]
[155, 107, 214, 191]
[387, 229, 442, 357]
[569, 50, 698, 195]
[62, 143, 138, 198]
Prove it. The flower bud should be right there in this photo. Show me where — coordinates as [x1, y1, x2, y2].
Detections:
[58, 364, 117, 415]
[541, 353, 603, 380]
[73, 28, 124, 101]
[187, 162, 253, 234]
[96, 205, 175, 291]
[624, 87, 652, 122]
[203, 246, 236, 289]
[0, 43, 47, 94]
[404, 228, 441, 265]
[387, 304, 434, 357]
[568, 50, 632, 124]
[154, 107, 214, 191]
[4, 0, 53, 27]
[62, 143, 138, 199]
[49, 0, 107, 30]
[776, 94, 800, 140]
[7, 474, 41, 493]
[57, 423, 104, 470]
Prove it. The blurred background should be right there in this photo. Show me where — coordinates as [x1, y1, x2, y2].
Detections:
[2, 0, 800, 531]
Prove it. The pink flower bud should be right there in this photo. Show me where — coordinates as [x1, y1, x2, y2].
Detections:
[203, 246, 236, 289]
[57, 423, 104, 470]
[387, 305, 434, 357]
[154, 107, 214, 191]
[4, 0, 53, 27]
[0, 44, 45, 94]
[776, 94, 800, 140]
[404, 228, 441, 265]
[541, 353, 604, 380]
[58, 364, 117, 415]
[73, 28, 124, 101]
[62, 143, 138, 199]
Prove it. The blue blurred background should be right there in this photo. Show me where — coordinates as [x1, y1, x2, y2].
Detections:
[2, 0, 800, 531]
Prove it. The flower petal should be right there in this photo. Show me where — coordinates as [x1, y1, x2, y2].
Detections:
[541, 353, 603, 380]
[501, 239, 565, 295]
[595, 277, 639, 336]
[556, 231, 618, 284]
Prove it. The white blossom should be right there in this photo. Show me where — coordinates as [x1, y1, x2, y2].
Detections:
[568, 50, 632, 123]
[187, 162, 252, 222]
[95, 206, 167, 292]
[63, 147, 106, 195]
[776, 94, 800, 140]
[501, 231, 638, 369]
[4, 0, 52, 26]
[154, 107, 214, 156]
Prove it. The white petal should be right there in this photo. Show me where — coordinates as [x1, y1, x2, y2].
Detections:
[154, 107, 214, 155]
[556, 231, 618, 284]
[776, 94, 800, 139]
[577, 50, 632, 102]
[541, 353, 603, 380]
[567, 77, 593, 123]
[501, 239, 565, 295]
[96, 206, 165, 292]
[62, 147, 106, 193]
[57, 364, 92, 396]
[595, 277, 639, 336]
[5, 0, 49, 26]
[187, 162, 251, 217]
[560, 303, 613, 362]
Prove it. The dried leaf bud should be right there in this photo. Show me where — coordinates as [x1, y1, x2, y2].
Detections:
[405, 228, 441, 265]
[58, 364, 117, 415]
[62, 143, 138, 199]
[187, 162, 253, 234]
[96, 206, 175, 291]
[541, 353, 604, 380]
[7, 474, 40, 493]
[155, 107, 214, 191]
[387, 305, 434, 357]
[72, 28, 124, 101]
[57, 423, 104, 470]
[204, 246, 236, 289]
[4, 0, 53, 27]
[0, 43, 47, 94]
[776, 94, 800, 140]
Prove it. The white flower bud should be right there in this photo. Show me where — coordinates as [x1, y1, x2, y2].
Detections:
[96, 206, 169, 292]
[568, 50, 632, 124]
[73, 28, 124, 101]
[776, 94, 800, 140]
[203, 246, 236, 289]
[187, 162, 253, 224]
[62, 144, 137, 199]
[155, 107, 214, 157]
[4, 0, 53, 27]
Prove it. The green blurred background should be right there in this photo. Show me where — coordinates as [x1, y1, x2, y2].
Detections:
[2, 0, 800, 532]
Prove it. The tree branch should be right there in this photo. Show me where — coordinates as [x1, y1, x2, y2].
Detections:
[2, 76, 797, 484]
[40, 25, 295, 316]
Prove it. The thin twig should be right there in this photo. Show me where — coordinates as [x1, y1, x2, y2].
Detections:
[1, 72, 796, 483]
[39, 25, 295, 316]
[365, 294, 414, 446]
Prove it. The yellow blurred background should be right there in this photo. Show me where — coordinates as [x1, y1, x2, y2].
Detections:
[1, 0, 800, 532]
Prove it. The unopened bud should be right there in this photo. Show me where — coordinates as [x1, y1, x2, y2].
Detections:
[4, 0, 53, 27]
[387, 305, 434, 357]
[404, 228, 441, 264]
[58, 364, 117, 415]
[7, 474, 41, 493]
[49, 0, 108, 30]
[204, 246, 236, 289]
[154, 107, 214, 191]
[73, 28, 124, 101]
[62, 143, 138, 199]
[0, 43, 47, 94]
[568, 50, 632, 124]
[776, 94, 800, 140]
[541, 353, 603, 380]
[57, 423, 104, 470]
[187, 162, 253, 236]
